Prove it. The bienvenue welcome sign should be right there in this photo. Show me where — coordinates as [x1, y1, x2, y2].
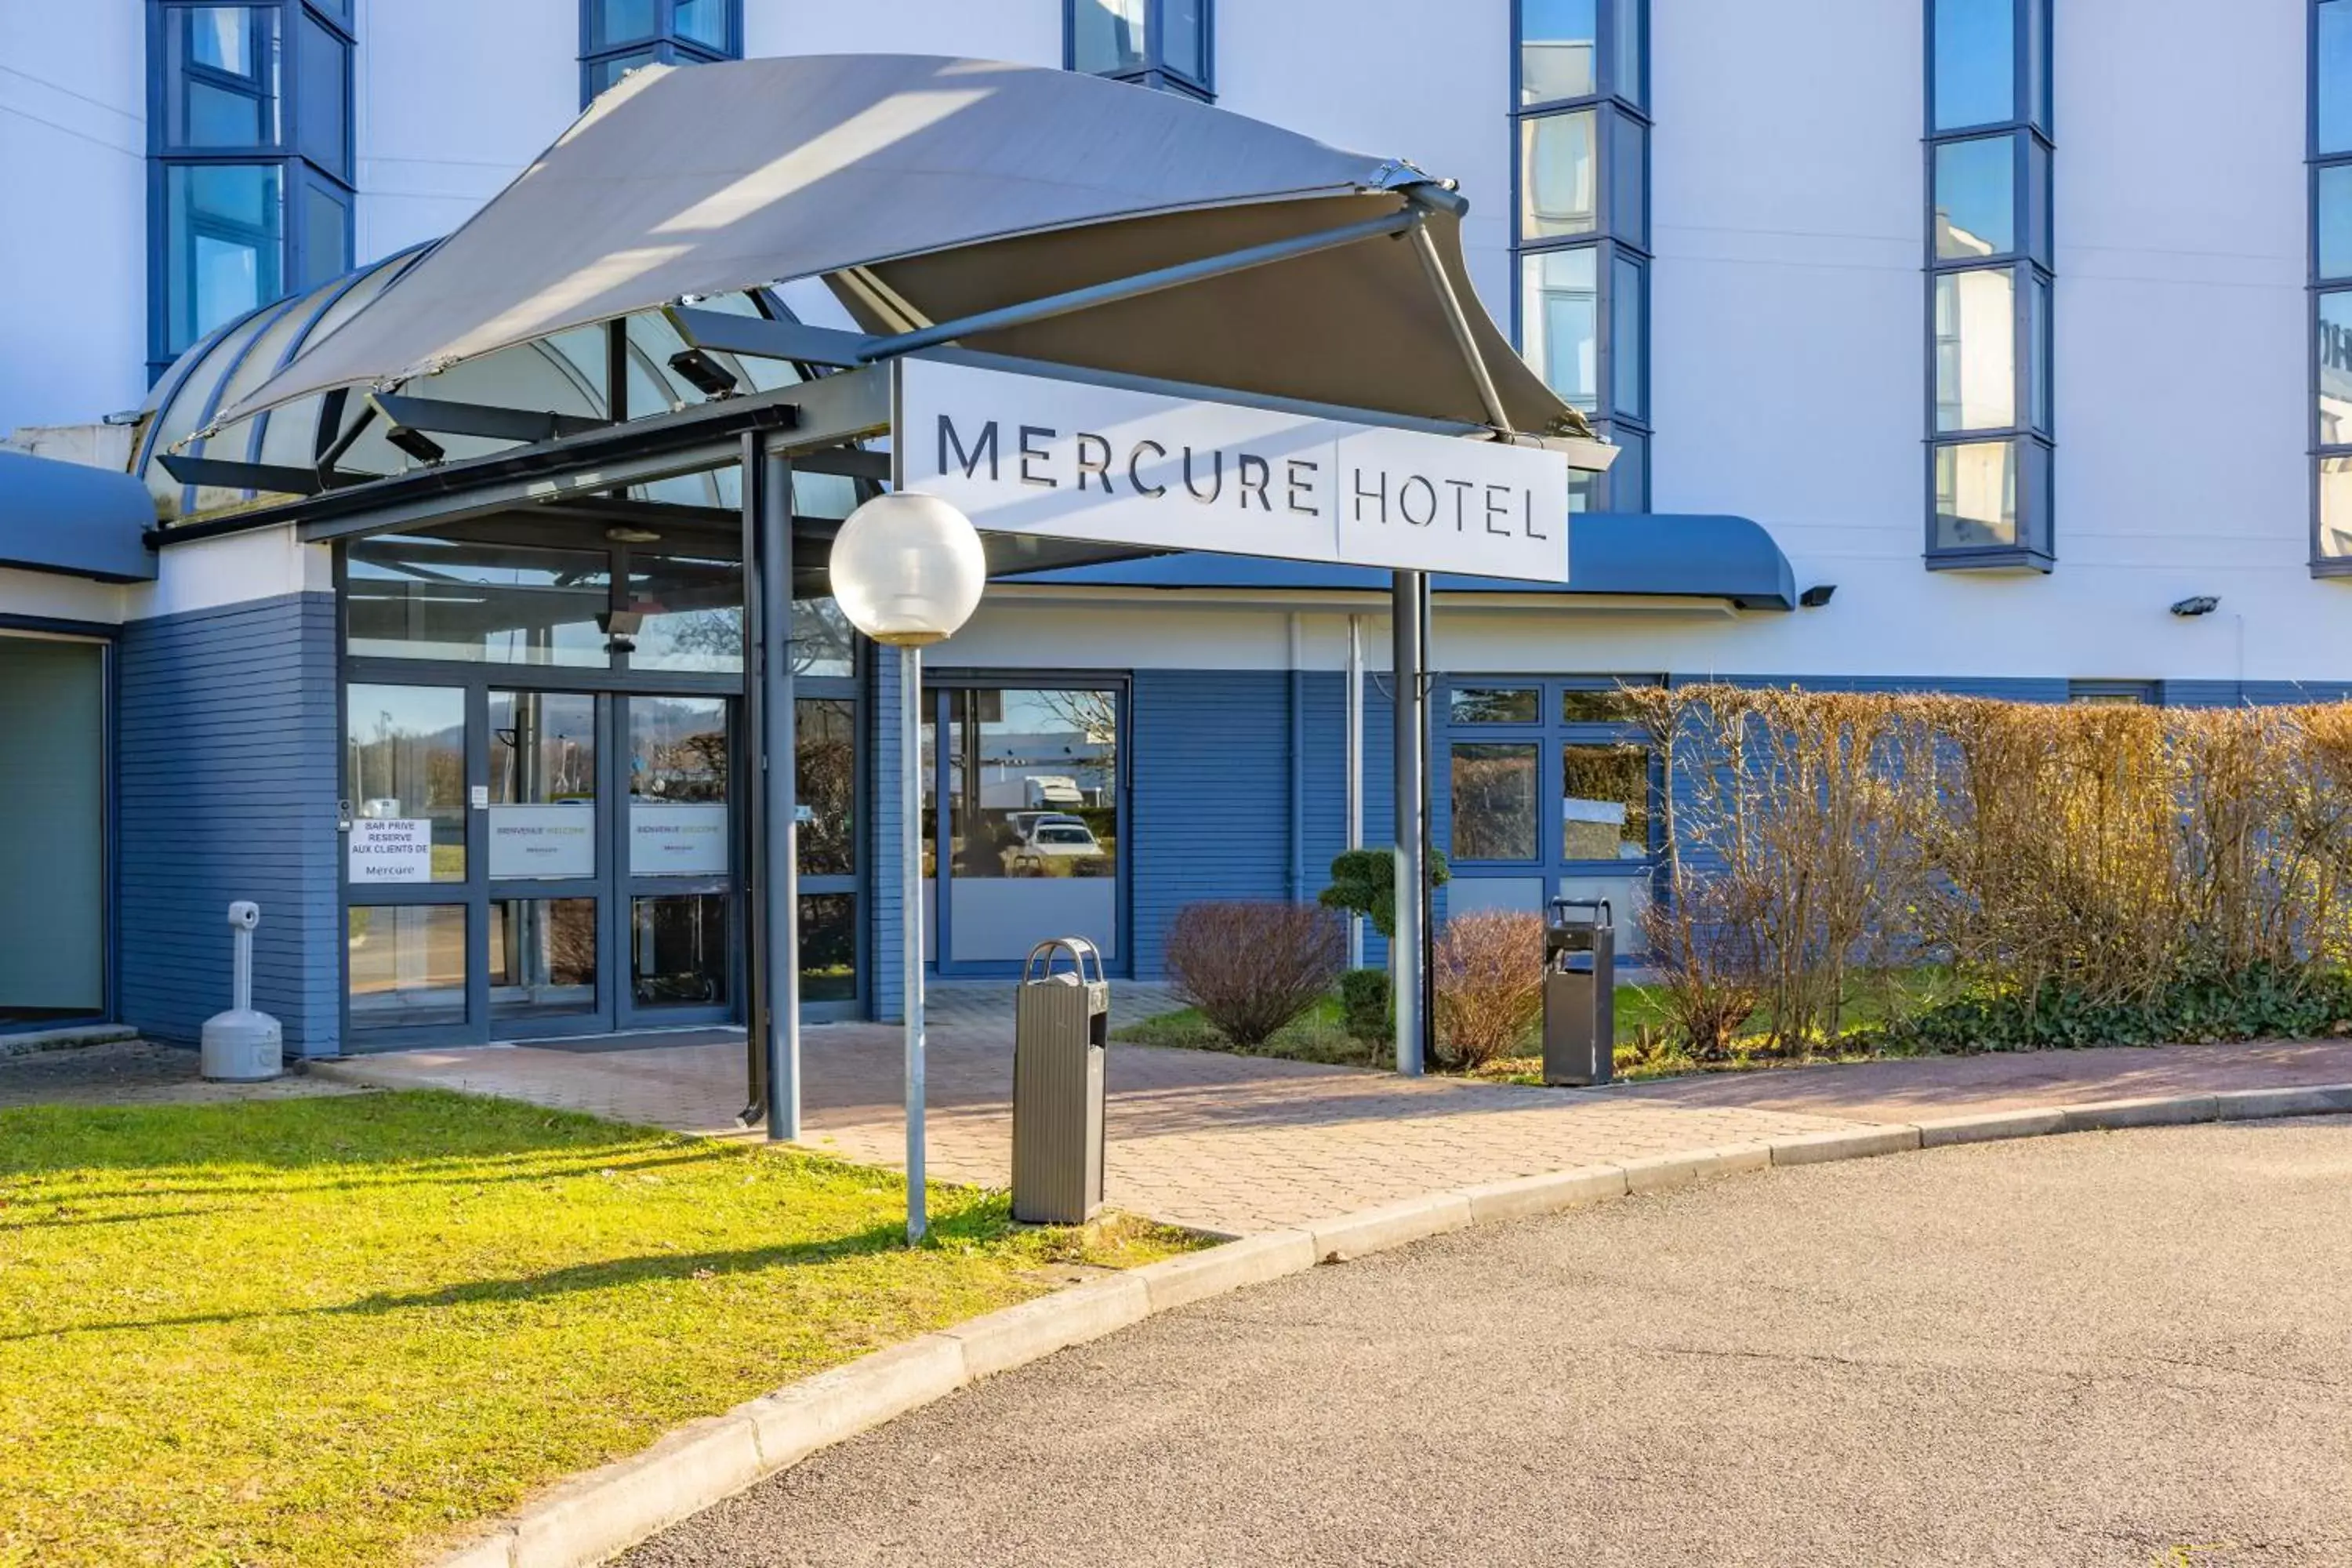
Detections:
[896, 358, 1570, 583]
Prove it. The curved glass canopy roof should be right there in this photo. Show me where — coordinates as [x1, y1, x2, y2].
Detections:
[133, 244, 811, 524]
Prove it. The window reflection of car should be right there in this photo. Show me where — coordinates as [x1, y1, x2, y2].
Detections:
[1004, 817, 1107, 877]
[1025, 822, 1102, 858]
[1008, 810, 1085, 843]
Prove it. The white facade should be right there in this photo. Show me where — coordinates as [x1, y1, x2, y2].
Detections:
[2, 0, 2342, 686]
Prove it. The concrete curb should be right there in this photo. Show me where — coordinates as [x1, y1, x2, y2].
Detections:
[427, 1079, 2352, 1568]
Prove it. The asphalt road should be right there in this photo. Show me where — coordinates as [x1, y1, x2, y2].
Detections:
[622, 1119, 2352, 1568]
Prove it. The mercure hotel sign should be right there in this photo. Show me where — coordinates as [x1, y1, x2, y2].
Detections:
[897, 359, 1571, 583]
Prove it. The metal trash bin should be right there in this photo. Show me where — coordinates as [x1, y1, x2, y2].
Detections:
[1542, 898, 1614, 1087]
[1012, 937, 1109, 1225]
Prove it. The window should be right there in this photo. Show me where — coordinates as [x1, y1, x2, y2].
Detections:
[1926, 0, 2054, 569]
[580, 0, 741, 108]
[1067, 0, 1213, 100]
[1451, 744, 1542, 862]
[347, 536, 615, 666]
[1443, 677, 1660, 862]
[148, 1, 353, 376]
[1512, 0, 1649, 510]
[1450, 686, 1541, 724]
[2318, 2, 2352, 568]
[2067, 681, 2158, 706]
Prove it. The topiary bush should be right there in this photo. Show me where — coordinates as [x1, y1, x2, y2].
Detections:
[1164, 901, 1345, 1047]
[1317, 846, 1450, 940]
[1338, 967, 1392, 1044]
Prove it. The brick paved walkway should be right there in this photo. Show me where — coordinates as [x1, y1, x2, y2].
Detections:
[23, 1009, 2352, 1236]
[0, 1039, 360, 1110]
[320, 1025, 1863, 1234]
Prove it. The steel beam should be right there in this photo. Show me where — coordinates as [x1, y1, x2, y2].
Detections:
[368, 391, 606, 445]
[274, 366, 891, 544]
[669, 308, 869, 370]
[156, 454, 332, 495]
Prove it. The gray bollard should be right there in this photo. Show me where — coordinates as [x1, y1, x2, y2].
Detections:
[201, 901, 284, 1082]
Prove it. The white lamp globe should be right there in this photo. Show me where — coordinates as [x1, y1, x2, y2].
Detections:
[827, 492, 987, 648]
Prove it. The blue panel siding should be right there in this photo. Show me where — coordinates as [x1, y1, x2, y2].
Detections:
[117, 593, 342, 1053]
[1128, 670, 1296, 978]
[2161, 681, 2245, 709]
[2245, 681, 2352, 705]
[862, 663, 2352, 1018]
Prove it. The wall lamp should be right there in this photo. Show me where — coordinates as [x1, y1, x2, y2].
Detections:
[2170, 596, 2220, 618]
[668, 347, 740, 399]
[1798, 583, 1836, 608]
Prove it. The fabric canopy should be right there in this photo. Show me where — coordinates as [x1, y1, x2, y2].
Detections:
[216, 53, 1585, 438]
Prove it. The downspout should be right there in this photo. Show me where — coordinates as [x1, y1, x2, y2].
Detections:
[1345, 612, 1365, 970]
[1288, 612, 1306, 904]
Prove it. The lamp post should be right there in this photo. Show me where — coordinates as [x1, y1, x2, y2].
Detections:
[827, 492, 987, 1244]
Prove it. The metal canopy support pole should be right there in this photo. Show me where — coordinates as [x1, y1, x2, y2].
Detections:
[1345, 612, 1365, 971]
[1392, 570, 1427, 1077]
[902, 643, 928, 1243]
[1407, 220, 1515, 436]
[739, 434, 767, 1124]
[760, 444, 801, 1142]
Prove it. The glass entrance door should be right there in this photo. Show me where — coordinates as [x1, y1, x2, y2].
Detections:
[486, 690, 606, 1035]
[928, 684, 1123, 972]
[622, 695, 736, 1027]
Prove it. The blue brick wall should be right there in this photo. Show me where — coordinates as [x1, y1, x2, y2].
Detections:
[117, 593, 342, 1053]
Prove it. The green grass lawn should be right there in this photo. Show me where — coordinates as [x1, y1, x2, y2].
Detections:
[0, 1091, 1192, 1568]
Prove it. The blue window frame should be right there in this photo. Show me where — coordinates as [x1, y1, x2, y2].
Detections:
[1926, 0, 2054, 571]
[1065, 0, 1214, 101]
[147, 1, 354, 379]
[1439, 676, 1664, 925]
[1511, 0, 1650, 513]
[2314, 1, 2352, 571]
[579, 0, 742, 109]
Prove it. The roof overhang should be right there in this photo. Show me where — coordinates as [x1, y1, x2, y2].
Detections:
[993, 514, 1801, 612]
[0, 451, 158, 583]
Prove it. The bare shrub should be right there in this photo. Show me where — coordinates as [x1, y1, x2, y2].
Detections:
[1623, 684, 1928, 1051]
[1638, 877, 1766, 1059]
[1431, 911, 1546, 1070]
[1164, 902, 1344, 1047]
[1621, 685, 2352, 1051]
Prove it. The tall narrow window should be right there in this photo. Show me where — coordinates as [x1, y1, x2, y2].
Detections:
[1512, 0, 1650, 511]
[2315, 0, 2352, 568]
[147, 1, 354, 377]
[1926, 0, 2054, 568]
[580, 0, 742, 108]
[1067, 0, 1213, 100]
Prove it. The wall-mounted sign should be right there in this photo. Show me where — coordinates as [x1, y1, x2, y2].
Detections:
[897, 358, 1571, 583]
[630, 804, 729, 877]
[488, 805, 596, 880]
[348, 818, 432, 884]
